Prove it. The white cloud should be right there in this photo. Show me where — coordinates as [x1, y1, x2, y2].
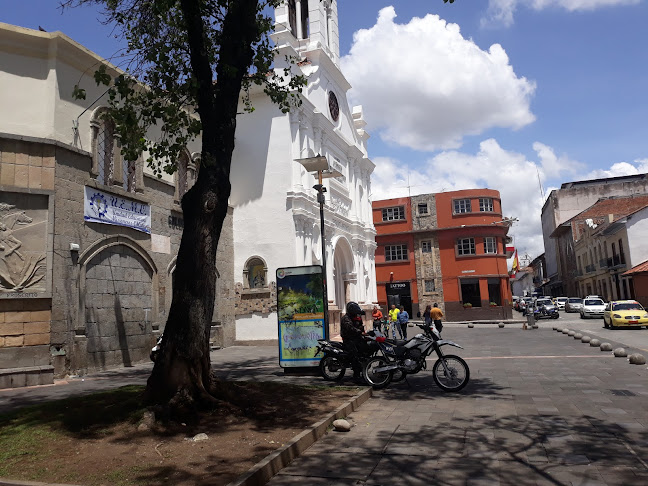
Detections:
[370, 139, 583, 262]
[484, 0, 641, 27]
[582, 158, 648, 179]
[341, 7, 535, 151]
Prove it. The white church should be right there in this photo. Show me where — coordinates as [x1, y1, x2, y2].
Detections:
[230, 0, 378, 343]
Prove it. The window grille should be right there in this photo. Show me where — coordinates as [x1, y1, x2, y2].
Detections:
[484, 237, 497, 254]
[418, 203, 428, 215]
[457, 238, 476, 255]
[424, 279, 436, 292]
[385, 244, 408, 261]
[421, 240, 432, 253]
[453, 199, 471, 214]
[382, 206, 405, 222]
[123, 159, 136, 193]
[479, 198, 494, 212]
[97, 118, 115, 185]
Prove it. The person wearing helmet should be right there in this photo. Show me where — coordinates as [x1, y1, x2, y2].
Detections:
[341, 301, 368, 383]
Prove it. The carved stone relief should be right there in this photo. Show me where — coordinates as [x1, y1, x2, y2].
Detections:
[0, 196, 48, 293]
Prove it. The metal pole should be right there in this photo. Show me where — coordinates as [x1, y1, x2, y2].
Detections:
[317, 170, 330, 339]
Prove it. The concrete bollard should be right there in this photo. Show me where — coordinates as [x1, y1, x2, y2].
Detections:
[600, 342, 613, 351]
[568, 331, 576, 336]
[562, 329, 570, 334]
[581, 336, 591, 343]
[629, 354, 646, 365]
[532, 324, 539, 329]
[498, 323, 505, 328]
[589, 339, 601, 347]
[468, 323, 474, 328]
[613, 347, 627, 357]
[552, 326, 558, 331]
[574, 333, 583, 339]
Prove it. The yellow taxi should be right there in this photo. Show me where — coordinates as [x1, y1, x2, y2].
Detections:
[603, 300, 648, 329]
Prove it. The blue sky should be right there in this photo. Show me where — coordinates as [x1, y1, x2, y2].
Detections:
[4, 0, 648, 262]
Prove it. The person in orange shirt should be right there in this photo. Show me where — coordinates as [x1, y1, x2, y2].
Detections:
[429, 303, 444, 334]
[371, 306, 383, 331]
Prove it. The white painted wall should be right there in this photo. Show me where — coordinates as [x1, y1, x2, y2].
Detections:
[626, 206, 648, 267]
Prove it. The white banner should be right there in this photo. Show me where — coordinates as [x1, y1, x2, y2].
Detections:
[84, 187, 151, 234]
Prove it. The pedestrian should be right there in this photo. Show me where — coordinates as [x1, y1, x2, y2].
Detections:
[430, 303, 444, 334]
[341, 301, 368, 383]
[397, 305, 409, 339]
[371, 305, 383, 332]
[388, 304, 400, 340]
[423, 304, 432, 327]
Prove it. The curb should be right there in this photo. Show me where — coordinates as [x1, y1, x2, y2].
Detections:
[0, 480, 82, 486]
[225, 386, 373, 486]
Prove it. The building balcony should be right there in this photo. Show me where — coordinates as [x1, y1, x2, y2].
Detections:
[606, 255, 626, 269]
[599, 259, 608, 269]
[585, 264, 596, 273]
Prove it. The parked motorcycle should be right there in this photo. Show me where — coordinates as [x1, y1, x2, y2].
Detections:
[150, 335, 163, 362]
[315, 332, 380, 381]
[363, 325, 469, 391]
[533, 301, 559, 320]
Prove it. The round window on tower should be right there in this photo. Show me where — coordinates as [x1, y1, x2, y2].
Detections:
[328, 91, 340, 122]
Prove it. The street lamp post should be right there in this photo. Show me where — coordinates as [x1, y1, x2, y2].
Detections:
[294, 154, 343, 338]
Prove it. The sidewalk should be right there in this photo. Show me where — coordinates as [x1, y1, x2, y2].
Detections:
[266, 326, 648, 485]
[2, 327, 648, 485]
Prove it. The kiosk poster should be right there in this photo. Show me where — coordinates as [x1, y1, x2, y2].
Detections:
[277, 265, 326, 368]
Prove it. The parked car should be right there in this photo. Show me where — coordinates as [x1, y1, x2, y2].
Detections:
[565, 297, 583, 313]
[580, 298, 606, 319]
[554, 297, 569, 310]
[603, 301, 648, 329]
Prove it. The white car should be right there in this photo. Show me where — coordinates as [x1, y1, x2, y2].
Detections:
[554, 297, 569, 310]
[581, 298, 606, 318]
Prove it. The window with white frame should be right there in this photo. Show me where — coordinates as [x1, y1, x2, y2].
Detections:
[382, 206, 405, 222]
[479, 198, 494, 212]
[484, 237, 497, 254]
[417, 203, 428, 215]
[424, 279, 436, 292]
[453, 199, 471, 214]
[385, 244, 408, 261]
[421, 240, 432, 253]
[457, 238, 476, 256]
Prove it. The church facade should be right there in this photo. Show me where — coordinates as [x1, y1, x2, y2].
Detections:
[229, 0, 378, 343]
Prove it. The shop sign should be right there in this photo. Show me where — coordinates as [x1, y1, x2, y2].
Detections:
[84, 187, 151, 234]
[276, 265, 325, 368]
[387, 282, 408, 290]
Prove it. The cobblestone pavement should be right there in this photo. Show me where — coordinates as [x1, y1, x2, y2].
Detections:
[2, 325, 648, 485]
[267, 326, 648, 486]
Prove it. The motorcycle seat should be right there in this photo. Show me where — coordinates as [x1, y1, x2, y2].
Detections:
[385, 338, 408, 346]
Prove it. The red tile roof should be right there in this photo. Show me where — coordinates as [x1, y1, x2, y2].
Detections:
[623, 260, 648, 276]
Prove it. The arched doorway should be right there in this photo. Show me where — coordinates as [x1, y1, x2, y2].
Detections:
[332, 237, 355, 309]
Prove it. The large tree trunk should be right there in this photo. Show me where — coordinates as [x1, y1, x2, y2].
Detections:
[145, 0, 260, 411]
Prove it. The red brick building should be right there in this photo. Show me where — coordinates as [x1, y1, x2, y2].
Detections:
[372, 189, 513, 321]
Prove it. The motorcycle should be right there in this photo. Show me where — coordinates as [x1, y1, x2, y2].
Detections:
[315, 332, 380, 381]
[533, 304, 559, 320]
[363, 325, 470, 391]
[150, 335, 163, 362]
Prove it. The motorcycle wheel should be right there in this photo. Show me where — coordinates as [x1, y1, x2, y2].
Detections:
[432, 355, 469, 392]
[319, 355, 346, 381]
[363, 357, 393, 389]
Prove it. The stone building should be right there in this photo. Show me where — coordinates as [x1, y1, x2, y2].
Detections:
[541, 173, 648, 297]
[0, 23, 234, 387]
[229, 0, 377, 343]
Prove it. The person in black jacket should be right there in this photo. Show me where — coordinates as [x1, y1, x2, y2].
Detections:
[341, 301, 368, 383]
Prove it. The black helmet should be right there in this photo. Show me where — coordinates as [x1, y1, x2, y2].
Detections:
[346, 301, 365, 317]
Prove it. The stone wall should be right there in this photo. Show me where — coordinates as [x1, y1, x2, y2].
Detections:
[0, 135, 235, 382]
[410, 194, 445, 316]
